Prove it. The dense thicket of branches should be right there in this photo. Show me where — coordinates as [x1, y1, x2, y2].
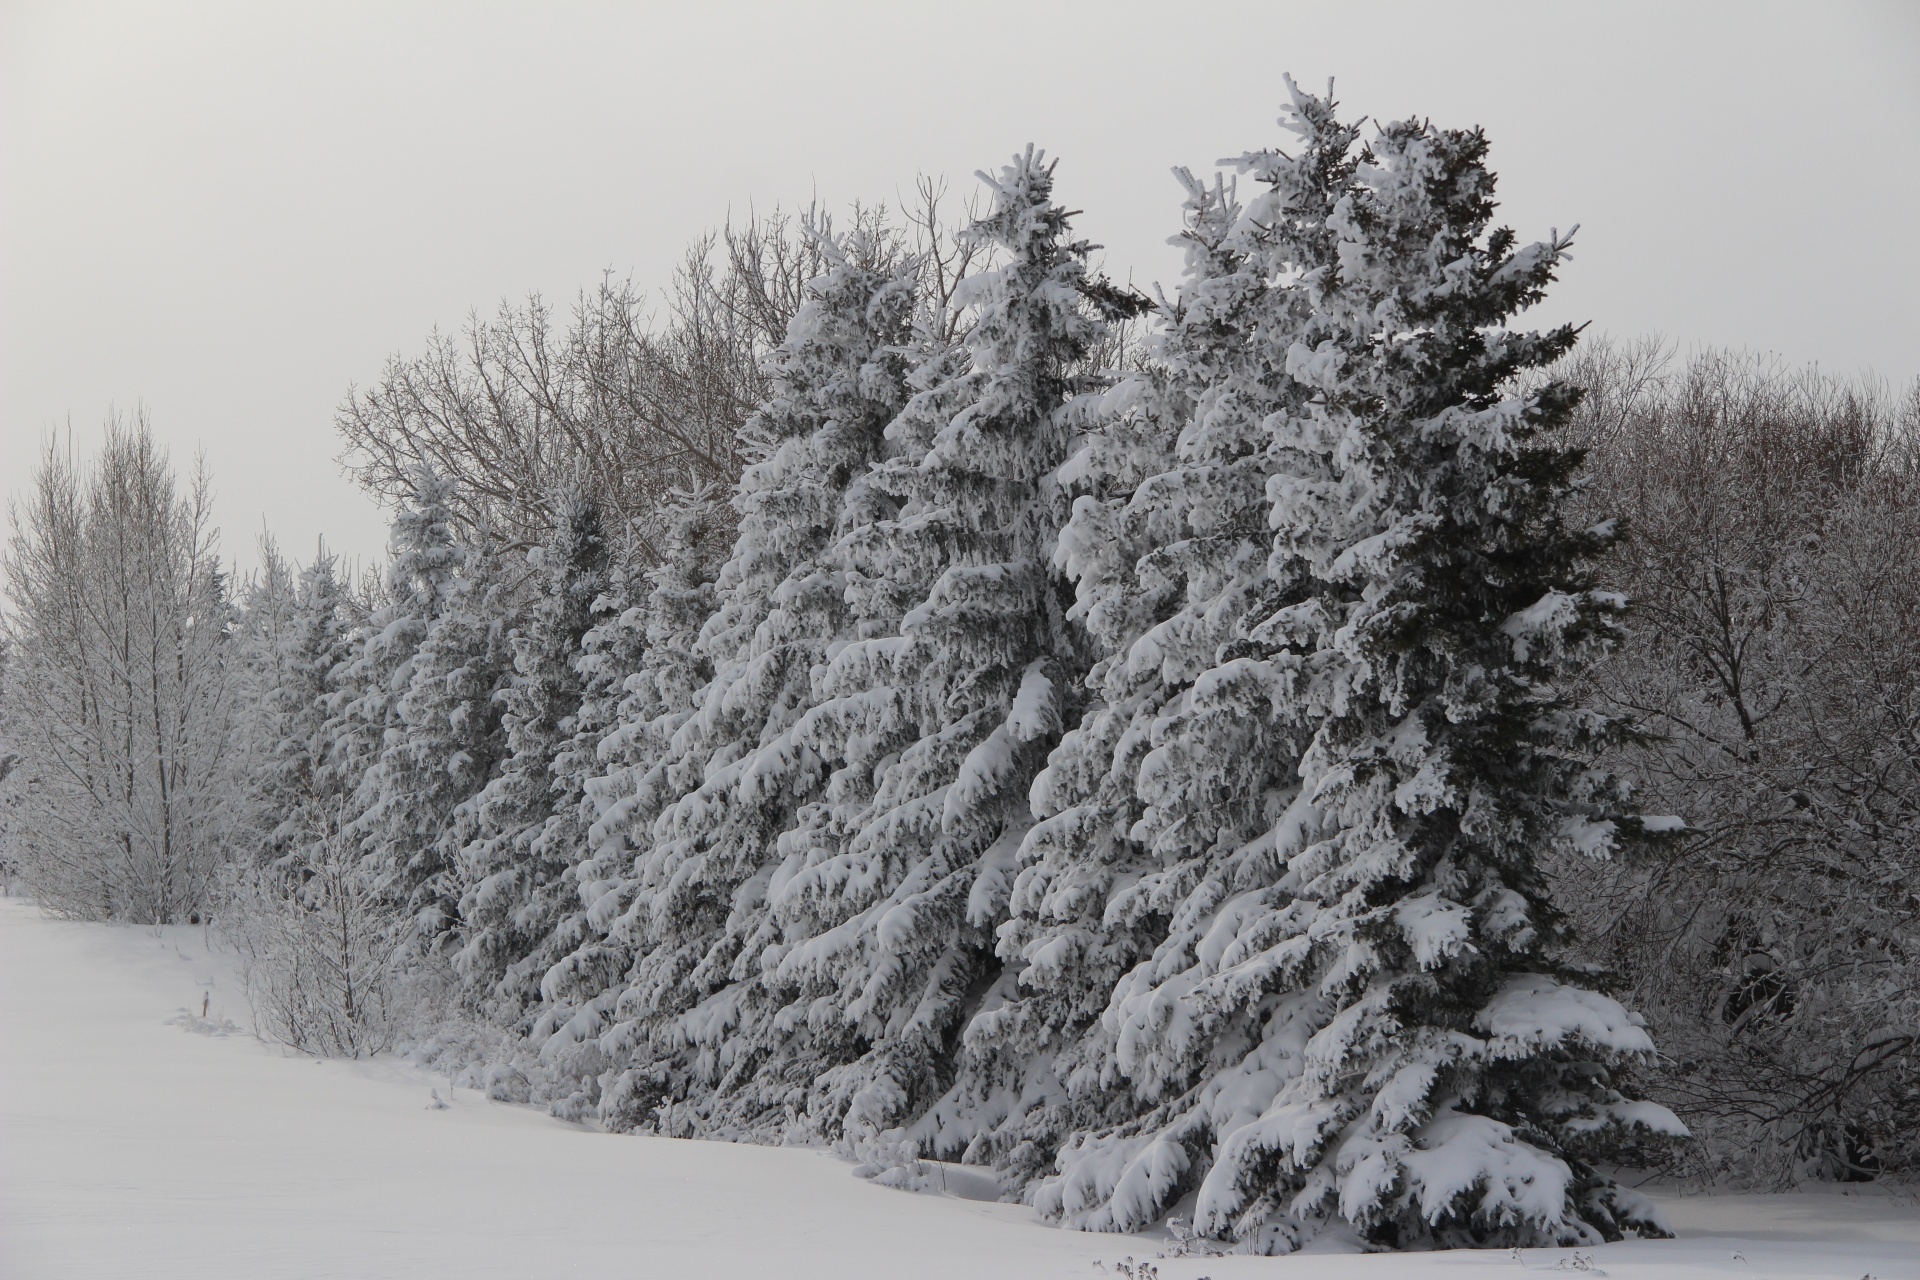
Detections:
[7, 92, 1919, 1255]
[1560, 342, 1920, 1184]
[336, 195, 989, 561]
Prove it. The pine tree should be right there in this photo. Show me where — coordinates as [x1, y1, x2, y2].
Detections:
[394, 538, 515, 950]
[514, 520, 646, 1061]
[332, 471, 461, 848]
[232, 539, 304, 866]
[525, 531, 649, 1030]
[254, 547, 358, 865]
[1036, 86, 1684, 1252]
[342, 470, 510, 951]
[583, 226, 922, 1135]
[944, 104, 1355, 1200]
[455, 495, 610, 1020]
[535, 486, 729, 1106]
[754, 150, 1136, 1148]
[689, 321, 979, 1138]
[980, 87, 1362, 1216]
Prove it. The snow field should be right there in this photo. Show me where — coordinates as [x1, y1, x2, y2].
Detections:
[3, 896, 1918, 1280]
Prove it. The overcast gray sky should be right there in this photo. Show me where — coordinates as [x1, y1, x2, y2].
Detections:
[4, 0, 1917, 578]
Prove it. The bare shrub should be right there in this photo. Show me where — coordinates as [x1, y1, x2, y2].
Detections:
[220, 817, 401, 1058]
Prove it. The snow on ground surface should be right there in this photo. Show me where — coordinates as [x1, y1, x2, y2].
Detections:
[2, 894, 1916, 1280]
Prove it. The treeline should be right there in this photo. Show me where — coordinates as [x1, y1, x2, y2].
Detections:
[1561, 342, 1920, 1185]
[3, 84, 1916, 1251]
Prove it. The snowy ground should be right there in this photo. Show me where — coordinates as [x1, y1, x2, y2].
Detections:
[1, 895, 1916, 1280]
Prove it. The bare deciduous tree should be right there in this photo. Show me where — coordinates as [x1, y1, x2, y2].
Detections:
[0, 414, 237, 923]
[1557, 341, 1920, 1184]
[334, 199, 988, 561]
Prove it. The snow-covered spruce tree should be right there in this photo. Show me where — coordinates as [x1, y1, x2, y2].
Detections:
[484, 521, 652, 1099]
[232, 542, 358, 869]
[517, 528, 649, 1041]
[389, 537, 515, 952]
[535, 487, 729, 1108]
[744, 150, 1139, 1149]
[340, 469, 511, 953]
[230, 541, 301, 859]
[958, 95, 1361, 1194]
[331, 472, 460, 845]
[1039, 93, 1684, 1252]
[585, 228, 922, 1134]
[455, 494, 610, 1021]
[681, 317, 977, 1137]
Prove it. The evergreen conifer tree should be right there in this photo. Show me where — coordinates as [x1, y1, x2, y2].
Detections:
[256, 549, 358, 864]
[342, 470, 511, 950]
[588, 227, 922, 1134]
[223, 547, 396, 1057]
[233, 541, 305, 865]
[526, 532, 650, 1018]
[332, 471, 464, 848]
[535, 487, 729, 1102]
[392, 539, 514, 950]
[951, 105, 1358, 1196]
[972, 88, 1361, 1213]
[1032, 86, 1683, 1252]
[696, 321, 979, 1138]
[456, 494, 610, 1019]
[757, 150, 1137, 1147]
